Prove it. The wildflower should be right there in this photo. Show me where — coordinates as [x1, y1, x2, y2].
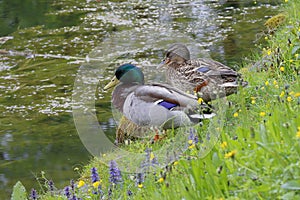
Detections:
[141, 148, 159, 169]
[48, 180, 54, 192]
[136, 172, 145, 187]
[265, 81, 269, 86]
[70, 180, 75, 192]
[280, 91, 285, 98]
[127, 190, 133, 196]
[273, 80, 277, 85]
[188, 144, 195, 149]
[285, 0, 288, 2]
[220, 141, 228, 149]
[197, 97, 204, 104]
[297, 127, 300, 138]
[173, 161, 178, 166]
[295, 92, 300, 97]
[287, 96, 292, 102]
[150, 152, 155, 161]
[93, 181, 101, 188]
[138, 184, 143, 188]
[280, 66, 285, 72]
[260, 112, 266, 117]
[109, 160, 122, 185]
[295, 54, 299, 59]
[265, 36, 268, 40]
[77, 180, 85, 188]
[251, 99, 256, 104]
[158, 177, 164, 183]
[267, 49, 271, 55]
[188, 128, 199, 145]
[30, 188, 38, 200]
[225, 150, 237, 159]
[233, 112, 238, 117]
[91, 167, 99, 183]
[64, 186, 71, 199]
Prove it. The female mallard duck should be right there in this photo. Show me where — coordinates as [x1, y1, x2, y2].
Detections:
[104, 64, 212, 133]
[160, 44, 248, 102]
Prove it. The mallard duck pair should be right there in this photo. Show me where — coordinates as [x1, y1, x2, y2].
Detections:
[105, 44, 247, 142]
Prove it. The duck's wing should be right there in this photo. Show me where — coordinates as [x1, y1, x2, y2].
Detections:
[133, 83, 199, 108]
[186, 58, 239, 79]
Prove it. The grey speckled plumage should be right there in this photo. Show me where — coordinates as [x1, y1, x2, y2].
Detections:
[162, 44, 248, 102]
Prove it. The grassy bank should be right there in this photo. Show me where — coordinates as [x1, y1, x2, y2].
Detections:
[12, 0, 299, 199]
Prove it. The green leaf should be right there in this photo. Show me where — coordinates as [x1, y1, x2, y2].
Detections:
[11, 181, 28, 200]
[291, 45, 300, 55]
[281, 180, 300, 190]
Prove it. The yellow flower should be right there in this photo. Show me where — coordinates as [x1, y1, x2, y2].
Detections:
[158, 177, 164, 183]
[273, 80, 277, 85]
[260, 112, 266, 117]
[77, 180, 85, 188]
[265, 81, 269, 86]
[225, 150, 237, 159]
[188, 144, 195, 149]
[285, 0, 288, 2]
[233, 112, 239, 118]
[280, 66, 285, 72]
[197, 98, 204, 104]
[294, 92, 300, 97]
[287, 96, 292, 102]
[265, 36, 268, 40]
[150, 152, 155, 161]
[280, 91, 285, 98]
[138, 184, 143, 188]
[220, 141, 228, 149]
[297, 132, 300, 138]
[267, 49, 272, 55]
[295, 54, 299, 58]
[93, 181, 101, 188]
[173, 161, 178, 166]
[188, 139, 193, 145]
[251, 99, 256, 104]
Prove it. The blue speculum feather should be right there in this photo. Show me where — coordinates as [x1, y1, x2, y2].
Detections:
[197, 67, 210, 73]
[158, 101, 178, 110]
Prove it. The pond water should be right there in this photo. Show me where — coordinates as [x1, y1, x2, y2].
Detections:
[0, 0, 281, 198]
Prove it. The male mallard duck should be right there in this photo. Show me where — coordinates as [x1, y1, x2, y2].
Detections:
[160, 44, 248, 102]
[104, 64, 213, 132]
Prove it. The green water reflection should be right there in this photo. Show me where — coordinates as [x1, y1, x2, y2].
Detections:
[0, 0, 281, 199]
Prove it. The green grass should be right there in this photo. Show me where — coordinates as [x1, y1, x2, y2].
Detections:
[12, 0, 300, 199]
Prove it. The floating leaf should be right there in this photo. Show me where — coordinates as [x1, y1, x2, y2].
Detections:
[11, 181, 28, 200]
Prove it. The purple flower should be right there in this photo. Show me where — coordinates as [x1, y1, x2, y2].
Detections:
[30, 188, 38, 200]
[109, 160, 122, 185]
[136, 172, 144, 186]
[48, 180, 54, 192]
[64, 186, 71, 199]
[188, 128, 199, 144]
[91, 167, 99, 183]
[127, 190, 133, 196]
[70, 179, 75, 191]
[140, 148, 159, 170]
